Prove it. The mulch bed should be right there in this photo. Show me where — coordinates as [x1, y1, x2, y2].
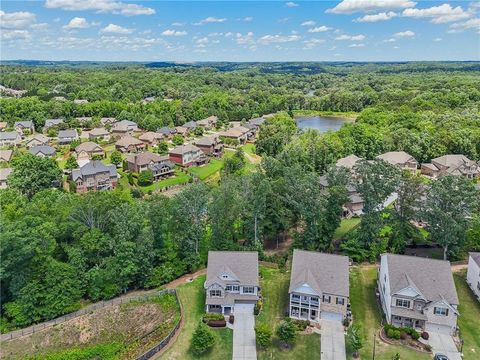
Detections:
[378, 327, 431, 353]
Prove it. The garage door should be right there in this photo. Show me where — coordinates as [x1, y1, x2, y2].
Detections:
[234, 303, 255, 315]
[425, 323, 453, 335]
[321, 311, 343, 322]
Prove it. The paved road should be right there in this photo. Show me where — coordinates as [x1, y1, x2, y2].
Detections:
[428, 332, 462, 360]
[233, 304, 257, 360]
[320, 320, 346, 360]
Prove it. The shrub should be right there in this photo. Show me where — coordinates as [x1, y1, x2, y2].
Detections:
[254, 300, 262, 315]
[207, 319, 226, 327]
[191, 322, 215, 356]
[411, 330, 420, 340]
[386, 328, 401, 340]
[229, 314, 234, 324]
[424, 344, 432, 352]
[343, 317, 351, 327]
[292, 319, 310, 331]
[202, 313, 225, 323]
[138, 170, 154, 186]
[276, 318, 297, 347]
[421, 331, 429, 340]
[400, 331, 408, 340]
[110, 150, 122, 166]
[255, 323, 272, 348]
[347, 325, 363, 358]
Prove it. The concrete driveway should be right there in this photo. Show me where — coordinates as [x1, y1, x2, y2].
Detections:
[233, 304, 257, 360]
[428, 332, 462, 360]
[320, 319, 346, 360]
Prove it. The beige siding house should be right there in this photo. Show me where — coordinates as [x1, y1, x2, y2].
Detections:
[288, 250, 350, 323]
[377, 151, 418, 174]
[466, 252, 480, 301]
[378, 254, 459, 335]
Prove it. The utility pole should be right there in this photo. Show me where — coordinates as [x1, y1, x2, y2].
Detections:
[372, 333, 376, 360]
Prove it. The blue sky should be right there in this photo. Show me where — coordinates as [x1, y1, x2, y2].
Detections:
[1, 1, 479, 61]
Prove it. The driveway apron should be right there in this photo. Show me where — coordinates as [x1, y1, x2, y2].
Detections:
[233, 304, 257, 360]
[428, 331, 462, 360]
[320, 319, 346, 360]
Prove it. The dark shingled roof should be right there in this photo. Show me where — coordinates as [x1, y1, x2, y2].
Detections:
[470, 252, 480, 267]
[205, 251, 259, 288]
[72, 161, 117, 181]
[30, 145, 56, 156]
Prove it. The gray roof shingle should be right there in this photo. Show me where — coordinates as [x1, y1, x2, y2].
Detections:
[470, 252, 480, 267]
[30, 145, 56, 156]
[72, 161, 117, 181]
[205, 251, 259, 288]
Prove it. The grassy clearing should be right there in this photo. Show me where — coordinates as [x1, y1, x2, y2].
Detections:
[256, 267, 321, 360]
[188, 159, 224, 180]
[454, 270, 480, 360]
[161, 275, 233, 360]
[241, 143, 256, 156]
[349, 266, 430, 360]
[333, 218, 360, 241]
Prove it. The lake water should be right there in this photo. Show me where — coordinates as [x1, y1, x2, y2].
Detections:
[296, 115, 353, 133]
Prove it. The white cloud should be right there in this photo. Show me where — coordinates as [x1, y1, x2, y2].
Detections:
[224, 32, 233, 37]
[308, 25, 331, 33]
[286, 2, 299, 8]
[355, 11, 397, 22]
[393, 30, 415, 37]
[349, 43, 365, 47]
[171, 22, 184, 27]
[383, 38, 396, 42]
[63, 17, 91, 29]
[31, 23, 49, 30]
[194, 16, 227, 25]
[301, 20, 316, 26]
[258, 34, 300, 45]
[195, 37, 209, 47]
[243, 16, 253, 22]
[434, 37, 442, 41]
[101, 23, 133, 34]
[303, 38, 325, 49]
[335, 34, 366, 41]
[161, 29, 187, 36]
[235, 32, 254, 45]
[45, 0, 155, 16]
[402, 4, 471, 24]
[448, 18, 480, 32]
[0, 10, 36, 29]
[1, 29, 30, 41]
[327, 0, 416, 14]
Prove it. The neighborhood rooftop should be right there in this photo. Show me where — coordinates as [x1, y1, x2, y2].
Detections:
[205, 251, 259, 288]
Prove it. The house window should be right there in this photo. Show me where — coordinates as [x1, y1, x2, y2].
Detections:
[416, 304, 422, 310]
[384, 274, 387, 282]
[232, 285, 239, 292]
[393, 316, 402, 321]
[222, 275, 228, 279]
[396, 299, 410, 308]
[382, 284, 385, 294]
[323, 295, 331, 303]
[226, 285, 232, 291]
[336, 297, 345, 305]
[311, 297, 319, 303]
[292, 294, 300, 300]
[242, 286, 255, 294]
[434, 307, 449, 316]
[477, 282, 480, 291]
[210, 290, 221, 297]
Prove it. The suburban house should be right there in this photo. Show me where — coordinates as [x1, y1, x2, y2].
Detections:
[157, 127, 175, 139]
[320, 176, 364, 218]
[248, 117, 266, 129]
[0, 168, 12, 189]
[194, 136, 224, 157]
[197, 115, 218, 129]
[58, 129, 79, 145]
[25, 134, 49, 148]
[466, 252, 480, 301]
[377, 151, 418, 174]
[75, 141, 105, 160]
[111, 120, 138, 138]
[14, 121, 35, 135]
[289, 250, 350, 323]
[139, 131, 163, 147]
[183, 121, 198, 130]
[378, 254, 459, 335]
[218, 126, 249, 145]
[175, 126, 189, 136]
[126, 151, 175, 180]
[88, 128, 110, 141]
[75, 117, 92, 126]
[100, 117, 117, 126]
[204, 251, 260, 315]
[336, 154, 362, 170]
[30, 145, 56, 158]
[43, 119, 64, 133]
[0, 150, 13, 162]
[72, 161, 118, 193]
[0, 131, 22, 147]
[421, 154, 480, 179]
[115, 135, 146, 153]
[169, 144, 207, 167]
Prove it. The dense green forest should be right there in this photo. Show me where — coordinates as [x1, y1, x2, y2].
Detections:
[1, 62, 479, 332]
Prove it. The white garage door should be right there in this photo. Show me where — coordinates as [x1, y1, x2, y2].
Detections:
[425, 323, 453, 335]
[234, 303, 255, 315]
[321, 311, 343, 322]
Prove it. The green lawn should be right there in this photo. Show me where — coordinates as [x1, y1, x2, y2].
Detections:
[188, 159, 224, 180]
[333, 218, 360, 241]
[349, 266, 431, 360]
[241, 143, 256, 156]
[454, 270, 480, 360]
[160, 275, 233, 360]
[256, 267, 321, 360]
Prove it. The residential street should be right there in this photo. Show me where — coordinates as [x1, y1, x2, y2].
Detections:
[233, 304, 257, 360]
[428, 332, 462, 360]
[320, 319, 346, 360]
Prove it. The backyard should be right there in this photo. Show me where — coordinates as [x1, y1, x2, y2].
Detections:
[160, 275, 233, 360]
[256, 267, 321, 360]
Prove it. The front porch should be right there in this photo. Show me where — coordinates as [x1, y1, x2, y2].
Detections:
[391, 315, 425, 331]
[207, 304, 233, 315]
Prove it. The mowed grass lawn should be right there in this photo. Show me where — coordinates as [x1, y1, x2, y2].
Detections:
[256, 267, 320, 360]
[349, 266, 431, 360]
[333, 218, 360, 241]
[454, 270, 480, 360]
[188, 159, 224, 180]
[160, 275, 233, 360]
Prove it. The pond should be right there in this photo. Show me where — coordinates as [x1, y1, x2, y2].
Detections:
[296, 115, 354, 133]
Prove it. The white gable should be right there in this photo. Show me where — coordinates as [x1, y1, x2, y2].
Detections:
[395, 286, 421, 298]
[292, 283, 319, 296]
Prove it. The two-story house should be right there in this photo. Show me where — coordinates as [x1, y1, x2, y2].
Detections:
[43, 119, 64, 133]
[115, 135, 146, 153]
[0, 168, 12, 189]
[378, 254, 459, 335]
[194, 136, 224, 157]
[169, 144, 207, 167]
[204, 251, 260, 315]
[197, 115, 218, 129]
[14, 121, 35, 136]
[25, 134, 49, 148]
[30, 145, 56, 158]
[0, 131, 22, 147]
[72, 161, 118, 193]
[288, 250, 350, 323]
[466, 252, 480, 301]
[421, 154, 480, 179]
[58, 129, 79, 145]
[88, 128, 111, 142]
[75, 141, 105, 160]
[377, 151, 418, 175]
[126, 151, 175, 180]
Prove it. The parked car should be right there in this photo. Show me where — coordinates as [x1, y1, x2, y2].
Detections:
[434, 354, 449, 360]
